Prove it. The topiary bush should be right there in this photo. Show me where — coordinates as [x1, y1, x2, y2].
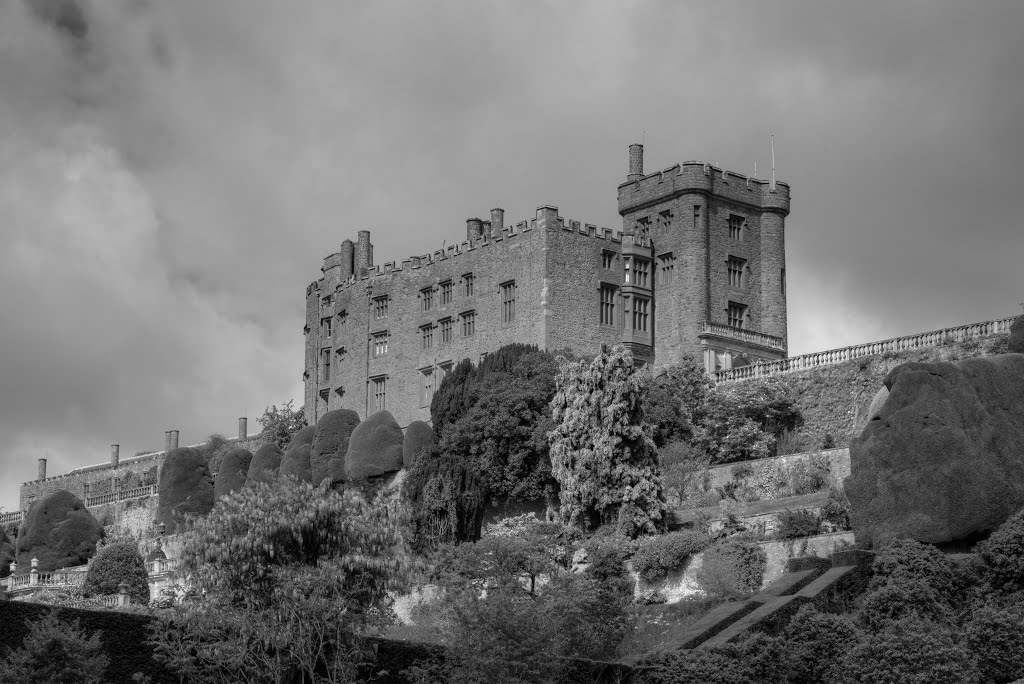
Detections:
[979, 506, 1024, 595]
[774, 509, 822, 540]
[0, 526, 14, 578]
[156, 448, 215, 534]
[286, 424, 317, 452]
[213, 447, 252, 500]
[696, 537, 767, 598]
[279, 443, 313, 483]
[245, 442, 283, 488]
[81, 542, 150, 605]
[345, 410, 403, 480]
[633, 530, 711, 581]
[15, 490, 103, 571]
[403, 420, 433, 469]
[309, 409, 360, 486]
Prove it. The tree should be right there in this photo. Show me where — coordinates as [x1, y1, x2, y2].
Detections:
[150, 477, 412, 683]
[0, 611, 109, 684]
[646, 356, 713, 447]
[257, 399, 307, 449]
[404, 451, 488, 550]
[548, 344, 666, 536]
[81, 541, 150, 605]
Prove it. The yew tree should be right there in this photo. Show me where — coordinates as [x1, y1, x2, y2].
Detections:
[548, 344, 666, 537]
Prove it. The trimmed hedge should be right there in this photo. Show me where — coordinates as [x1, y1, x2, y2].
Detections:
[402, 420, 433, 469]
[345, 410, 404, 480]
[0, 601, 175, 683]
[245, 442, 283, 487]
[286, 425, 317, 452]
[633, 530, 710, 581]
[213, 447, 252, 500]
[280, 443, 313, 483]
[81, 543, 150, 605]
[156, 448, 214, 534]
[15, 490, 103, 571]
[309, 409, 360, 486]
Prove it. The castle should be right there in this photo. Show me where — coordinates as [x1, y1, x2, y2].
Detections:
[303, 144, 792, 427]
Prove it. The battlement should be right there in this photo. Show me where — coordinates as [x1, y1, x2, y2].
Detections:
[617, 160, 791, 216]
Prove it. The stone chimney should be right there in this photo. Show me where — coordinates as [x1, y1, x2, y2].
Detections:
[164, 431, 172, 454]
[490, 208, 504, 239]
[238, 417, 247, 440]
[466, 218, 483, 242]
[355, 230, 373, 275]
[110, 444, 120, 469]
[628, 143, 644, 181]
[37, 458, 46, 481]
[169, 430, 179, 450]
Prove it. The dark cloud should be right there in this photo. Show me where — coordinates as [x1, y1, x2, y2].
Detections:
[1, 0, 1021, 510]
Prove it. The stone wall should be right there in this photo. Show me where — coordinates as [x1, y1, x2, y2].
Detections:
[700, 447, 850, 493]
[90, 495, 160, 540]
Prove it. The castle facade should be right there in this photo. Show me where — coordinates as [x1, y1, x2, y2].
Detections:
[303, 145, 791, 427]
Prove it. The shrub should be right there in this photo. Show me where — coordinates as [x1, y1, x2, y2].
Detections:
[15, 490, 103, 571]
[345, 410, 404, 480]
[776, 428, 809, 456]
[309, 409, 360, 486]
[784, 604, 860, 684]
[402, 421, 433, 469]
[858, 580, 955, 630]
[404, 453, 488, 549]
[212, 447, 252, 500]
[583, 536, 635, 601]
[979, 506, 1024, 595]
[775, 509, 822, 540]
[0, 611, 109, 684]
[788, 453, 832, 495]
[635, 646, 752, 684]
[155, 448, 215, 534]
[869, 538, 970, 608]
[820, 485, 853, 531]
[285, 425, 316, 451]
[244, 442, 282, 488]
[258, 400, 306, 449]
[841, 617, 980, 684]
[633, 530, 711, 581]
[965, 602, 1024, 684]
[279, 444, 313, 483]
[696, 537, 766, 598]
[821, 432, 837, 449]
[81, 542, 150, 605]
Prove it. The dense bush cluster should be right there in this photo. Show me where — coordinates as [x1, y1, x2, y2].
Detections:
[695, 537, 767, 598]
[633, 530, 711, 581]
[81, 542, 150, 605]
[16, 490, 103, 571]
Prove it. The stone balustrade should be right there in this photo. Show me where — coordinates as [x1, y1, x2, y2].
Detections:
[715, 315, 1017, 384]
[85, 484, 157, 508]
[700, 321, 786, 351]
[145, 557, 180, 575]
[0, 510, 25, 526]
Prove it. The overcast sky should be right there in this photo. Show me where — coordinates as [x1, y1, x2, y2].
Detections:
[1, 0, 1022, 512]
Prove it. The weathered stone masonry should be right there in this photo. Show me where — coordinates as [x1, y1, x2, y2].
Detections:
[304, 145, 792, 428]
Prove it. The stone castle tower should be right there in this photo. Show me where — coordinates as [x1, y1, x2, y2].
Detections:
[304, 145, 790, 428]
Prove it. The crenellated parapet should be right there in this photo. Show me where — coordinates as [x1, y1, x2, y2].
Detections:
[617, 160, 790, 216]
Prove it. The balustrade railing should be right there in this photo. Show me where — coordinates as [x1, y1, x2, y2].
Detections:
[0, 510, 25, 526]
[145, 558, 180, 575]
[85, 484, 157, 508]
[715, 315, 1017, 384]
[700, 321, 786, 351]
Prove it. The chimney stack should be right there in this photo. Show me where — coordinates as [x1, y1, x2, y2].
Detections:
[466, 218, 483, 242]
[490, 208, 504, 239]
[169, 430, 179, 450]
[628, 143, 644, 181]
[37, 458, 47, 481]
[110, 444, 120, 469]
[164, 431, 172, 454]
[238, 417, 247, 440]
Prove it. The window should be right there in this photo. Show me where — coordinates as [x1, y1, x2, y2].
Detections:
[421, 324, 434, 350]
[694, 205, 701, 226]
[632, 297, 650, 333]
[658, 209, 673, 230]
[781, 268, 786, 295]
[321, 294, 332, 312]
[337, 310, 347, 334]
[729, 214, 745, 241]
[440, 317, 453, 344]
[633, 259, 650, 287]
[636, 216, 651, 233]
[463, 273, 475, 297]
[501, 281, 516, 323]
[372, 331, 388, 356]
[727, 256, 747, 289]
[371, 376, 386, 412]
[624, 257, 631, 284]
[421, 287, 434, 312]
[600, 284, 617, 326]
[727, 301, 748, 328]
[441, 280, 453, 305]
[373, 296, 389, 319]
[602, 250, 615, 269]
[420, 368, 435, 407]
[461, 310, 476, 337]
[439, 361, 453, 384]
[658, 252, 675, 286]
[320, 317, 332, 338]
[321, 349, 332, 382]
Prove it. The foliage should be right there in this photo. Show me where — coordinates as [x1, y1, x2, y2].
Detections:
[646, 356, 712, 447]
[635, 645, 754, 684]
[309, 408, 361, 486]
[869, 538, 971, 608]
[257, 399, 307, 449]
[430, 357, 478, 439]
[0, 524, 13, 578]
[633, 529, 711, 581]
[776, 428, 811, 456]
[979, 506, 1024, 595]
[15, 489, 103, 571]
[821, 485, 853, 531]
[346, 409, 404, 480]
[245, 442, 282, 487]
[965, 602, 1024, 684]
[659, 440, 711, 507]
[788, 453, 832, 495]
[696, 536, 767, 598]
[403, 451, 488, 550]
[151, 477, 412, 683]
[200, 433, 231, 476]
[212, 446, 252, 500]
[81, 542, 150, 605]
[784, 605, 860, 684]
[840, 618, 980, 684]
[775, 509, 822, 540]
[691, 376, 802, 464]
[0, 611, 109, 684]
[155, 448, 215, 535]
[583, 535, 636, 601]
[548, 344, 666, 537]
[279, 443, 313, 483]
[403, 420, 434, 468]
